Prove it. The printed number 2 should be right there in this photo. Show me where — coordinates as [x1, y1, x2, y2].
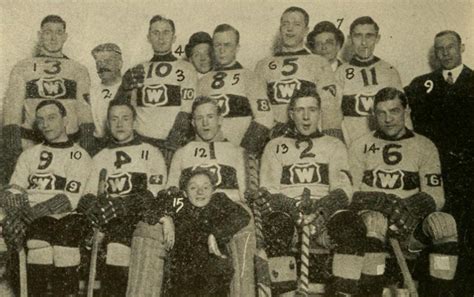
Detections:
[114, 151, 132, 169]
[296, 139, 315, 159]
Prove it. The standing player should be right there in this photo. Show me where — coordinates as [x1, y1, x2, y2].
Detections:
[254, 7, 342, 139]
[258, 87, 366, 296]
[2, 15, 93, 179]
[306, 21, 345, 72]
[197, 24, 274, 154]
[185, 31, 214, 76]
[167, 96, 255, 297]
[349, 87, 458, 297]
[79, 101, 167, 297]
[90, 43, 123, 153]
[1, 100, 92, 297]
[114, 15, 198, 155]
[336, 16, 404, 146]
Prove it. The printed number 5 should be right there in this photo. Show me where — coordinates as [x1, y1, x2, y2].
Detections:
[173, 197, 184, 213]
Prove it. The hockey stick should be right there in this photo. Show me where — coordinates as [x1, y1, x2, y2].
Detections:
[297, 188, 312, 297]
[87, 169, 107, 297]
[247, 154, 272, 297]
[389, 238, 418, 297]
[18, 248, 27, 297]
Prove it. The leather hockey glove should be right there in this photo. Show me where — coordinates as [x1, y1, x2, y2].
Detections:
[0, 188, 29, 210]
[350, 191, 402, 218]
[22, 194, 73, 223]
[249, 188, 299, 221]
[77, 193, 100, 226]
[3, 208, 27, 252]
[122, 64, 145, 91]
[388, 192, 437, 238]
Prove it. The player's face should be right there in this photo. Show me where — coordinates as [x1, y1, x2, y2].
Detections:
[38, 22, 68, 54]
[290, 96, 320, 136]
[350, 24, 380, 60]
[148, 20, 176, 54]
[280, 11, 308, 50]
[108, 105, 135, 143]
[312, 32, 341, 63]
[434, 34, 464, 70]
[186, 174, 214, 208]
[213, 30, 239, 67]
[191, 43, 212, 74]
[94, 51, 123, 85]
[193, 102, 223, 142]
[374, 98, 406, 138]
[36, 104, 67, 143]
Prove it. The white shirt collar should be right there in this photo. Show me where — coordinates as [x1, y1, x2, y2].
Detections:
[442, 64, 464, 83]
[330, 60, 340, 72]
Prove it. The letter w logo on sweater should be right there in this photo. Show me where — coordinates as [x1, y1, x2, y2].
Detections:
[107, 172, 132, 196]
[373, 169, 404, 189]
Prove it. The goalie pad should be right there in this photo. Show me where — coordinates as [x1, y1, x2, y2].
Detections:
[240, 120, 270, 156]
[127, 222, 167, 297]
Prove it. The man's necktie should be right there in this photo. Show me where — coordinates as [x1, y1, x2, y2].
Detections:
[446, 71, 454, 85]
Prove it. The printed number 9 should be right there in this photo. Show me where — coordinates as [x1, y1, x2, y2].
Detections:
[424, 80, 434, 94]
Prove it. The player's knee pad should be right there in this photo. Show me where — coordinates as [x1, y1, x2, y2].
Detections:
[106, 242, 131, 267]
[52, 246, 80, 267]
[429, 241, 459, 281]
[360, 210, 387, 242]
[422, 212, 458, 244]
[26, 240, 53, 265]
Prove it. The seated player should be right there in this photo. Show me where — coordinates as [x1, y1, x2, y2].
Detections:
[349, 87, 458, 297]
[185, 31, 214, 76]
[256, 86, 366, 296]
[306, 21, 345, 72]
[150, 169, 250, 297]
[254, 7, 342, 140]
[77, 100, 167, 297]
[0, 100, 92, 297]
[197, 24, 274, 155]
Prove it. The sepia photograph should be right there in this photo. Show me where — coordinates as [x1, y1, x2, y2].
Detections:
[0, 0, 473, 296]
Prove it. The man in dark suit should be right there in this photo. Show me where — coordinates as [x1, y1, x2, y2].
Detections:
[405, 30, 474, 296]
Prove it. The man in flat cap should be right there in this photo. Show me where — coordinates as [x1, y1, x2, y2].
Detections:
[90, 43, 123, 154]
[185, 31, 214, 77]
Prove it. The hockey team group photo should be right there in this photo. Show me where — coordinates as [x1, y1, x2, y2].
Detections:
[0, 1, 473, 297]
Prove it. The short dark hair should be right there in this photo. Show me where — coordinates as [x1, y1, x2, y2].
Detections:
[281, 7, 309, 27]
[350, 16, 379, 35]
[307, 21, 345, 49]
[41, 15, 66, 30]
[107, 100, 137, 120]
[213, 24, 240, 45]
[191, 96, 222, 117]
[149, 15, 175, 33]
[435, 30, 462, 44]
[288, 85, 321, 112]
[179, 167, 217, 192]
[374, 87, 407, 109]
[36, 100, 67, 117]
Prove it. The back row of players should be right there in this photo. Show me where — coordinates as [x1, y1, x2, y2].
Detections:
[1, 5, 473, 297]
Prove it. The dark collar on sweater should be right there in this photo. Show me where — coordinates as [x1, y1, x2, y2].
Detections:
[274, 48, 311, 57]
[214, 61, 243, 71]
[283, 122, 324, 141]
[35, 53, 69, 59]
[373, 128, 414, 141]
[106, 133, 143, 149]
[150, 52, 177, 62]
[43, 138, 74, 148]
[350, 56, 380, 67]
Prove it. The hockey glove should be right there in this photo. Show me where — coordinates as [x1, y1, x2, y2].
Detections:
[350, 191, 402, 218]
[0, 188, 29, 210]
[388, 192, 437, 238]
[251, 188, 299, 221]
[22, 194, 73, 223]
[3, 208, 27, 252]
[122, 64, 145, 91]
[77, 193, 101, 226]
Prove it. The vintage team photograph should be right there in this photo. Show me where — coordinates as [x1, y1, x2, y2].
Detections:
[0, 0, 473, 296]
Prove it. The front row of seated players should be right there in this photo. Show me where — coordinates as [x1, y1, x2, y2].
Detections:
[250, 87, 458, 296]
[0, 100, 93, 297]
